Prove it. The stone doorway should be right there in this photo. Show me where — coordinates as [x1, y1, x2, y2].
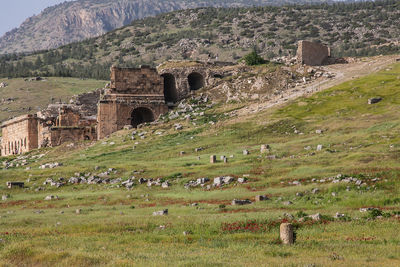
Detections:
[131, 107, 155, 128]
[188, 72, 205, 91]
[161, 73, 178, 103]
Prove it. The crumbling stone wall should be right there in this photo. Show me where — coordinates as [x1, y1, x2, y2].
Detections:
[297, 40, 330, 66]
[1, 61, 229, 155]
[38, 105, 97, 147]
[0, 115, 39, 156]
[158, 61, 227, 104]
[97, 66, 168, 139]
[70, 89, 102, 117]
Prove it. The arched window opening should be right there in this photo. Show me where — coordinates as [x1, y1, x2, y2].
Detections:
[130, 107, 155, 128]
[188, 72, 205, 91]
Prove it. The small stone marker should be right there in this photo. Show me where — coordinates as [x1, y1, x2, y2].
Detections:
[255, 195, 269, 202]
[260, 145, 270, 153]
[280, 223, 294, 245]
[180, 151, 186, 156]
[44, 195, 59, 201]
[368, 97, 382, 104]
[76, 209, 82, 214]
[153, 209, 168, 216]
[232, 199, 252, 206]
[243, 150, 249, 155]
[316, 145, 323, 151]
[6, 182, 24, 189]
[223, 157, 228, 164]
[210, 155, 216, 163]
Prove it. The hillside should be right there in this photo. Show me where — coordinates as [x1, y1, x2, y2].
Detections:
[0, 57, 399, 265]
[0, 0, 399, 80]
[0, 77, 106, 122]
[0, 0, 337, 55]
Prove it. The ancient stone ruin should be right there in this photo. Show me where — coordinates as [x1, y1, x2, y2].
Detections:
[0, 61, 221, 156]
[297, 40, 331, 66]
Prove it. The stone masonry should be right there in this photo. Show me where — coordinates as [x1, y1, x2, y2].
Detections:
[97, 66, 168, 139]
[1, 61, 223, 156]
[0, 115, 39, 156]
[297, 40, 331, 66]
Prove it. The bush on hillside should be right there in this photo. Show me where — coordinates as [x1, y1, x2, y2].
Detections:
[242, 50, 267, 66]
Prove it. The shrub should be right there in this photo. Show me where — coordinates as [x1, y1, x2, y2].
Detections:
[241, 50, 267, 66]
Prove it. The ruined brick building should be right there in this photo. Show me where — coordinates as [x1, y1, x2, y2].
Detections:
[0, 62, 217, 156]
[1, 40, 329, 156]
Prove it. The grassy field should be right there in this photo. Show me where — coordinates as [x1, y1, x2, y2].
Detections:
[0, 63, 400, 266]
[0, 77, 106, 123]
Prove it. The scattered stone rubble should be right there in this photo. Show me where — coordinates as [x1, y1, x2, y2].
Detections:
[288, 174, 381, 188]
[39, 162, 63, 169]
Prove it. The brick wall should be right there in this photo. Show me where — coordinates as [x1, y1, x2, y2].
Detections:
[110, 66, 164, 95]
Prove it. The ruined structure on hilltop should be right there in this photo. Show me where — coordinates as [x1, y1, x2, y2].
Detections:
[1, 61, 224, 156]
[297, 40, 331, 66]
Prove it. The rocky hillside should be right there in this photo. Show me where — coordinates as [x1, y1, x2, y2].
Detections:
[0, 0, 337, 54]
[0, 0, 398, 80]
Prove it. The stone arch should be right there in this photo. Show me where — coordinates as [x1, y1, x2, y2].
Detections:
[130, 107, 155, 128]
[188, 72, 205, 91]
[161, 73, 178, 103]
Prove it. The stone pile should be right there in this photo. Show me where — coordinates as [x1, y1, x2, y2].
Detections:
[147, 178, 171, 188]
[161, 94, 212, 125]
[39, 162, 63, 169]
[288, 174, 380, 188]
[184, 178, 210, 189]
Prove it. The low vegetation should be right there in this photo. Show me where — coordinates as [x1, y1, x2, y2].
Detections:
[0, 61, 399, 265]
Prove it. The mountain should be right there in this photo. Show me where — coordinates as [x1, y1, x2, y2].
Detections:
[0, 0, 398, 80]
[0, 0, 340, 54]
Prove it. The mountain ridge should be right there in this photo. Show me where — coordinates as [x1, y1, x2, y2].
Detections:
[0, 0, 343, 54]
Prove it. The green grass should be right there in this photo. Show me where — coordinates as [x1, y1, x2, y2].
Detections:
[1, 64, 400, 266]
[0, 77, 106, 123]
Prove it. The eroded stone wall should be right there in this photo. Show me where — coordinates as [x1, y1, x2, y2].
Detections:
[110, 66, 164, 95]
[297, 41, 330, 66]
[0, 115, 39, 156]
[97, 66, 168, 139]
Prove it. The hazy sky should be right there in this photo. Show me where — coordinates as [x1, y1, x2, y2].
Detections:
[0, 0, 74, 37]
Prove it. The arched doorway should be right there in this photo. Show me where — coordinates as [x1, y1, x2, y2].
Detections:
[188, 72, 205, 91]
[131, 107, 154, 128]
[161, 73, 178, 103]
